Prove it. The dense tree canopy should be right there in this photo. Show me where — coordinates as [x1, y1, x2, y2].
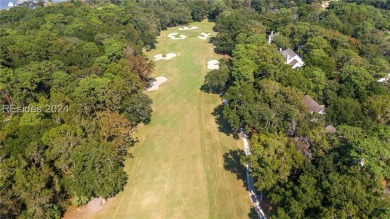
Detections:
[0, 0, 206, 218]
[1, 0, 390, 218]
[205, 0, 390, 218]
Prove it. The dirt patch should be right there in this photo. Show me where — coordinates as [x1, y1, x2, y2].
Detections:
[62, 197, 111, 219]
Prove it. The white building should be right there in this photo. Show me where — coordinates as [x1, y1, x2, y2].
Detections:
[378, 73, 390, 83]
[281, 48, 304, 69]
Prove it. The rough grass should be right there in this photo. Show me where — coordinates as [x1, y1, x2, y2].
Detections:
[91, 20, 251, 219]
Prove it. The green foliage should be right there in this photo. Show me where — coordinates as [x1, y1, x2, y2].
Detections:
[325, 2, 390, 35]
[326, 97, 365, 127]
[103, 39, 124, 61]
[63, 142, 127, 199]
[42, 124, 85, 172]
[338, 125, 390, 179]
[0, 1, 175, 217]
[1, 1, 390, 218]
[232, 57, 257, 84]
[213, 10, 264, 54]
[120, 93, 153, 126]
[223, 80, 306, 134]
[248, 133, 304, 190]
[209, 0, 227, 19]
[72, 74, 111, 108]
[212, 1, 390, 218]
[188, 1, 209, 21]
[204, 59, 230, 93]
[305, 49, 336, 76]
[12, 165, 57, 218]
[363, 95, 390, 125]
[72, 195, 89, 207]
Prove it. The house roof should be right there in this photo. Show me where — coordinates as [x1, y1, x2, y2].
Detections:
[288, 59, 299, 66]
[281, 49, 298, 58]
[325, 125, 336, 133]
[303, 95, 325, 113]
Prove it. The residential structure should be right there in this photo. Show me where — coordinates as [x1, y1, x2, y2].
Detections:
[325, 124, 337, 133]
[378, 73, 390, 83]
[303, 95, 326, 114]
[268, 31, 279, 44]
[281, 48, 304, 69]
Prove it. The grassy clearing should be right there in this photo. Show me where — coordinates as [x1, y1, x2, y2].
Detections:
[91, 20, 251, 219]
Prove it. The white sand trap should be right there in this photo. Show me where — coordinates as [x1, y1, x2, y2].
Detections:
[179, 26, 198, 30]
[199, 32, 211, 40]
[207, 60, 220, 70]
[153, 53, 177, 61]
[146, 76, 168, 91]
[167, 33, 186, 40]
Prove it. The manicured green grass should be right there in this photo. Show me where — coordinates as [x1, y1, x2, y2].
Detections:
[93, 20, 251, 219]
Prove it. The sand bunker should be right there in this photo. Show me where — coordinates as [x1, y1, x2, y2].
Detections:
[199, 32, 211, 40]
[207, 60, 220, 70]
[179, 26, 198, 30]
[153, 53, 177, 61]
[168, 33, 186, 40]
[146, 76, 168, 91]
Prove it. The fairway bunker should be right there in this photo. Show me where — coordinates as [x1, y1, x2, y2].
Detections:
[146, 76, 168, 91]
[207, 60, 220, 70]
[153, 53, 177, 61]
[199, 32, 211, 40]
[168, 33, 186, 40]
[179, 26, 198, 30]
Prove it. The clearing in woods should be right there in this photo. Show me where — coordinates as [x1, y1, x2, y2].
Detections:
[73, 20, 252, 219]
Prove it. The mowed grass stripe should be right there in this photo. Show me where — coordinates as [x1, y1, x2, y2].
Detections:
[90, 20, 251, 219]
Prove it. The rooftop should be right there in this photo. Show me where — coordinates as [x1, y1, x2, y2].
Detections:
[289, 59, 299, 66]
[325, 125, 337, 133]
[303, 95, 325, 113]
[281, 48, 298, 58]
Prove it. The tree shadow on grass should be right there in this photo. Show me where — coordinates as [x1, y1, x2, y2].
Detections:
[200, 84, 211, 93]
[212, 104, 238, 138]
[224, 149, 273, 218]
[223, 149, 247, 189]
[200, 80, 239, 139]
[200, 83, 221, 95]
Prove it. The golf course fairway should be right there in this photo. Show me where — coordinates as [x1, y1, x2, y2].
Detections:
[91, 20, 252, 219]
